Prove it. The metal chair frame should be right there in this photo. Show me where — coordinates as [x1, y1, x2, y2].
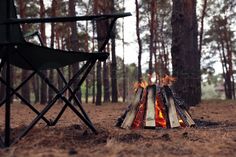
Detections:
[0, 0, 131, 147]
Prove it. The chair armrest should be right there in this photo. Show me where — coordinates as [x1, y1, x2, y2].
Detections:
[1, 12, 131, 25]
[24, 31, 44, 46]
[24, 31, 39, 38]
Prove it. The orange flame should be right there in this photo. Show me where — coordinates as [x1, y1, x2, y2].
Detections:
[131, 103, 145, 129]
[134, 81, 148, 92]
[179, 119, 185, 127]
[161, 75, 176, 86]
[155, 94, 167, 128]
[131, 74, 181, 129]
[131, 87, 147, 129]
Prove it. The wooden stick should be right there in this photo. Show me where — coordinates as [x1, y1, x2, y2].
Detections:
[169, 86, 195, 127]
[144, 85, 156, 128]
[162, 86, 180, 128]
[121, 87, 143, 129]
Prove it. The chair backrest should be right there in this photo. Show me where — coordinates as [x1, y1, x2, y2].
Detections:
[0, 0, 25, 44]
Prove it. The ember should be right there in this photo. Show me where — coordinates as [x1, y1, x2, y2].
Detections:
[116, 75, 195, 129]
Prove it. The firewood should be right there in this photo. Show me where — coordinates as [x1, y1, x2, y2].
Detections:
[155, 86, 168, 128]
[162, 86, 180, 128]
[121, 87, 143, 129]
[131, 102, 145, 129]
[144, 85, 156, 128]
[115, 104, 131, 127]
[168, 96, 181, 128]
[169, 86, 195, 127]
[176, 105, 195, 126]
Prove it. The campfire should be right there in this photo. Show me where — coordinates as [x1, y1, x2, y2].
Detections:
[116, 75, 195, 129]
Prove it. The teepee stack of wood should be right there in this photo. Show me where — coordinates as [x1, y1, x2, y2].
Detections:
[116, 76, 195, 129]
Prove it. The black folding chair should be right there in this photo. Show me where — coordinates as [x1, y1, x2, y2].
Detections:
[0, 0, 131, 147]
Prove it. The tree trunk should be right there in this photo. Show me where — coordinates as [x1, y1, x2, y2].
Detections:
[39, 0, 47, 104]
[48, 0, 57, 101]
[56, 31, 63, 103]
[85, 22, 89, 103]
[122, 0, 126, 102]
[19, 0, 30, 103]
[198, 0, 207, 55]
[109, 0, 118, 103]
[148, 0, 157, 76]
[103, 60, 110, 102]
[94, 0, 111, 105]
[171, 0, 201, 106]
[0, 66, 6, 101]
[103, 38, 110, 103]
[32, 75, 39, 103]
[135, 0, 143, 82]
[69, 0, 82, 102]
[92, 21, 96, 104]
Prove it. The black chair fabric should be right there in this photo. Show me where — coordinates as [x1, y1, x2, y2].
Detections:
[2, 42, 108, 70]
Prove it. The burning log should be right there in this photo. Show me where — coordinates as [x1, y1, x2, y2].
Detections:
[155, 86, 167, 128]
[162, 86, 180, 128]
[169, 86, 195, 127]
[131, 95, 146, 129]
[120, 87, 143, 129]
[116, 75, 196, 129]
[144, 85, 156, 128]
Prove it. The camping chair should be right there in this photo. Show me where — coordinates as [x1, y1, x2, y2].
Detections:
[0, 0, 131, 147]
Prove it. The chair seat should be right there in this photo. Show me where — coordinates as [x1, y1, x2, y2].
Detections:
[2, 42, 109, 70]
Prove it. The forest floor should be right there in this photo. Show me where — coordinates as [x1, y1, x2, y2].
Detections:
[0, 100, 236, 157]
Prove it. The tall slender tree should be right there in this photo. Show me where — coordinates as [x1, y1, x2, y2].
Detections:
[122, 0, 126, 102]
[19, 0, 30, 102]
[135, 0, 143, 82]
[148, 0, 157, 76]
[94, 0, 111, 105]
[94, 0, 102, 105]
[110, 0, 118, 102]
[48, 0, 57, 101]
[69, 0, 82, 102]
[39, 0, 48, 104]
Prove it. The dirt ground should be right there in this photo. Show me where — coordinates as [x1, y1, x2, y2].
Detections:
[0, 100, 236, 157]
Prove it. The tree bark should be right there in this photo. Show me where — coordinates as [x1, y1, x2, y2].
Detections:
[103, 60, 110, 102]
[19, 0, 30, 103]
[48, 0, 57, 101]
[171, 0, 201, 106]
[85, 22, 89, 103]
[148, 0, 157, 76]
[39, 0, 47, 104]
[92, 21, 96, 104]
[135, 0, 143, 82]
[69, 0, 82, 102]
[122, 0, 126, 102]
[198, 0, 207, 55]
[94, 0, 112, 105]
[110, 0, 118, 103]
[94, 0, 102, 105]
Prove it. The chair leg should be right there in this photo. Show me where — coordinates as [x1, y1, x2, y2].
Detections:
[13, 73, 98, 144]
[13, 90, 98, 145]
[5, 56, 11, 147]
[0, 72, 36, 107]
[51, 64, 95, 126]
[13, 96, 58, 145]
[34, 62, 98, 133]
[0, 76, 51, 125]
[0, 55, 7, 72]
[0, 136, 4, 148]
[13, 53, 98, 141]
